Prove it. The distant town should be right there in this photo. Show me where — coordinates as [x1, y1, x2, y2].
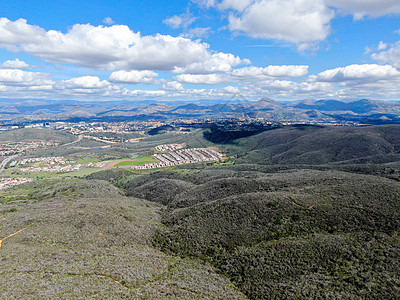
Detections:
[0, 113, 371, 191]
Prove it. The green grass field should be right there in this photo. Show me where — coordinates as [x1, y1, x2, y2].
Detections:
[76, 158, 100, 164]
[115, 156, 158, 167]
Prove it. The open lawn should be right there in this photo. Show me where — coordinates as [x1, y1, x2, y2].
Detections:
[115, 156, 158, 167]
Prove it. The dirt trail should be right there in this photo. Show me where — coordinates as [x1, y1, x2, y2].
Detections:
[0, 227, 27, 250]
[288, 196, 315, 210]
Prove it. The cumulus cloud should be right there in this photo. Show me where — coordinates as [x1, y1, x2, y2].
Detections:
[0, 69, 52, 86]
[371, 42, 400, 68]
[313, 64, 400, 82]
[125, 89, 167, 97]
[163, 12, 197, 29]
[194, 0, 333, 46]
[175, 73, 229, 84]
[325, 0, 400, 19]
[109, 70, 158, 84]
[174, 52, 249, 74]
[193, 0, 400, 47]
[1, 58, 30, 69]
[103, 17, 115, 25]
[378, 41, 388, 51]
[218, 0, 253, 11]
[184, 27, 212, 38]
[191, 0, 217, 8]
[232, 65, 308, 78]
[174, 64, 308, 86]
[221, 85, 240, 93]
[297, 63, 400, 100]
[227, 0, 333, 46]
[161, 81, 184, 91]
[0, 18, 247, 72]
[63, 76, 109, 89]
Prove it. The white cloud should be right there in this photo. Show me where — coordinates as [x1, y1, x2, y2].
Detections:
[378, 41, 388, 51]
[218, 0, 253, 12]
[296, 81, 333, 93]
[227, 0, 333, 46]
[184, 27, 212, 38]
[175, 73, 228, 84]
[193, 0, 400, 48]
[232, 65, 308, 78]
[161, 81, 184, 91]
[371, 42, 400, 68]
[103, 17, 115, 25]
[325, 0, 400, 19]
[1, 58, 30, 69]
[191, 0, 217, 8]
[0, 69, 52, 86]
[222, 85, 240, 93]
[0, 18, 247, 72]
[109, 70, 158, 84]
[196, 0, 332, 46]
[244, 79, 335, 99]
[174, 52, 249, 74]
[125, 89, 167, 97]
[163, 12, 197, 29]
[174, 64, 308, 86]
[63, 76, 109, 89]
[314, 64, 400, 82]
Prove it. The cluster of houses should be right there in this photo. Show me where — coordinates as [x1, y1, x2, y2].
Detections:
[8, 157, 75, 168]
[155, 143, 185, 152]
[0, 177, 32, 190]
[131, 147, 224, 170]
[16, 161, 107, 174]
[0, 141, 59, 156]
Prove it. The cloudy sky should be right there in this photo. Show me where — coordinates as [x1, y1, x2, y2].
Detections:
[1, 0, 400, 101]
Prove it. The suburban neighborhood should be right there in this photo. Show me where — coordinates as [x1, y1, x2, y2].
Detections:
[131, 147, 224, 170]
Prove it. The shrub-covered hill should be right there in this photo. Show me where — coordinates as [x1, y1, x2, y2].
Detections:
[225, 124, 400, 165]
[121, 168, 400, 299]
[0, 177, 245, 299]
[0, 128, 76, 144]
[0, 179, 123, 203]
[128, 178, 195, 205]
[85, 168, 134, 186]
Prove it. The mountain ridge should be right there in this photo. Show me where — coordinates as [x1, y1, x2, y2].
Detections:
[1, 98, 400, 125]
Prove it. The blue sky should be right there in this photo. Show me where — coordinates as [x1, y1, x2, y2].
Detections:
[1, 0, 400, 101]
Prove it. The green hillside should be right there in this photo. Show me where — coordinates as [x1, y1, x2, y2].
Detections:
[2, 124, 400, 298]
[222, 125, 400, 165]
[0, 128, 76, 144]
[124, 168, 400, 299]
[0, 178, 245, 299]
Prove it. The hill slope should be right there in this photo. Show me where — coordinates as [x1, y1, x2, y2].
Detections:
[125, 168, 400, 299]
[226, 124, 400, 165]
[0, 179, 245, 299]
[0, 128, 75, 144]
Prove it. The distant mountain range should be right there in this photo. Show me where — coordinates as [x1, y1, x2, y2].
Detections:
[1, 98, 400, 125]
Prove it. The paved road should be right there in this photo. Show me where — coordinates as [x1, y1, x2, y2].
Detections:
[0, 135, 85, 174]
[62, 135, 83, 147]
[0, 154, 19, 172]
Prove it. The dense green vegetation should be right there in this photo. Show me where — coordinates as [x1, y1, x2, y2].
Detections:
[2, 124, 400, 298]
[222, 124, 400, 165]
[114, 125, 400, 299]
[0, 177, 245, 299]
[122, 167, 400, 299]
[0, 128, 75, 143]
